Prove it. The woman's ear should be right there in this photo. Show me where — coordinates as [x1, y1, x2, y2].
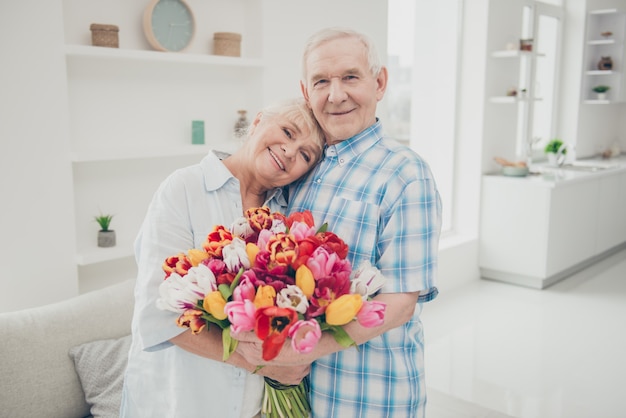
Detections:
[247, 112, 263, 136]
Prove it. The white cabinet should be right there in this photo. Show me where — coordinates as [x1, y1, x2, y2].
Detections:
[597, 171, 626, 253]
[479, 167, 626, 289]
[581, 9, 626, 103]
[63, 1, 264, 286]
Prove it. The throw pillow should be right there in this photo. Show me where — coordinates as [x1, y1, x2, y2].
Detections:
[69, 335, 132, 418]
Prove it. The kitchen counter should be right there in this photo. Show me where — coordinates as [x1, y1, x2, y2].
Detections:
[479, 155, 626, 289]
[487, 155, 626, 186]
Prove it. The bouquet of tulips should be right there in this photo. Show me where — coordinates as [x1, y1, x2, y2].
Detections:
[156, 207, 386, 417]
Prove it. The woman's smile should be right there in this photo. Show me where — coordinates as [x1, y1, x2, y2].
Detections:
[267, 147, 285, 171]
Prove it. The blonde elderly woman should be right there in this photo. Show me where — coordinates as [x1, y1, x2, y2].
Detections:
[120, 98, 324, 418]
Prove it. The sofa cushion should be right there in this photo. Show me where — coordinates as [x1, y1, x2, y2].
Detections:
[0, 279, 135, 418]
[69, 335, 132, 418]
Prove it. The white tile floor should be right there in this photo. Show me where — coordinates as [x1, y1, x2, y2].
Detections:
[423, 247, 626, 418]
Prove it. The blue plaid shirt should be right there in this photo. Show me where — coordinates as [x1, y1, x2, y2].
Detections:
[288, 120, 442, 417]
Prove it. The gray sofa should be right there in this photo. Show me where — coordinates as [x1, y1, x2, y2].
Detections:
[0, 279, 135, 418]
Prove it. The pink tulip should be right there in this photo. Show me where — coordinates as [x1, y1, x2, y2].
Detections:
[233, 276, 256, 302]
[356, 300, 386, 327]
[288, 319, 322, 354]
[224, 300, 256, 334]
[288, 221, 317, 241]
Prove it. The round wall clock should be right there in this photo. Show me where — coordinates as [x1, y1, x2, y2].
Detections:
[143, 0, 196, 52]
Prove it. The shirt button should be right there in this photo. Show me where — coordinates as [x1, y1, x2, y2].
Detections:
[316, 178, 321, 183]
[340, 159, 345, 163]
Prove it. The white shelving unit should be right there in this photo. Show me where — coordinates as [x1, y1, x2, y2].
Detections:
[64, 8, 264, 282]
[581, 9, 626, 103]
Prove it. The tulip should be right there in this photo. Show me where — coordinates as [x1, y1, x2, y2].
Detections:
[156, 272, 204, 313]
[325, 294, 363, 326]
[350, 261, 386, 299]
[254, 285, 276, 308]
[356, 300, 386, 328]
[203, 290, 227, 320]
[276, 285, 309, 314]
[187, 248, 209, 267]
[288, 319, 321, 354]
[254, 306, 298, 361]
[222, 237, 250, 272]
[246, 243, 260, 267]
[230, 216, 254, 239]
[232, 276, 256, 302]
[176, 309, 206, 334]
[295, 265, 315, 299]
[224, 300, 256, 334]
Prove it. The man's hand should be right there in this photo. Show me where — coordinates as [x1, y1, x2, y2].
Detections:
[255, 363, 311, 385]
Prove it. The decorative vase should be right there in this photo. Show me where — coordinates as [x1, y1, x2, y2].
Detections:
[597, 56, 613, 70]
[98, 230, 116, 248]
[233, 110, 249, 139]
[597, 93, 606, 100]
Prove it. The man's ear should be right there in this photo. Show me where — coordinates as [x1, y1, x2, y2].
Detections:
[376, 66, 388, 102]
[300, 81, 311, 107]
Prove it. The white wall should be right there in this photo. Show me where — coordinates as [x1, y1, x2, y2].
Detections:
[0, 1, 79, 312]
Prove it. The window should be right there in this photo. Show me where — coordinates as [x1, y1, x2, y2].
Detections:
[387, 0, 462, 232]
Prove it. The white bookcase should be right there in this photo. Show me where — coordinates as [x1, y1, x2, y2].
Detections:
[63, 0, 263, 285]
[581, 8, 626, 103]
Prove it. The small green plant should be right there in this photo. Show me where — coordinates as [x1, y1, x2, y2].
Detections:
[94, 214, 114, 231]
[592, 85, 610, 93]
[544, 138, 566, 154]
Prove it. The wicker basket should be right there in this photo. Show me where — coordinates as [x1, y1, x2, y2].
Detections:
[90, 24, 119, 48]
[213, 32, 242, 57]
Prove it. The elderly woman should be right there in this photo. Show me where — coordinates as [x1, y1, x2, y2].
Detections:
[120, 98, 324, 418]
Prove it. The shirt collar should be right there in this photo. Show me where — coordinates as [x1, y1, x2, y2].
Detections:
[202, 150, 287, 206]
[324, 119, 383, 166]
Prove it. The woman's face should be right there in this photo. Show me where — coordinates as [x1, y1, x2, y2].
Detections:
[246, 112, 322, 188]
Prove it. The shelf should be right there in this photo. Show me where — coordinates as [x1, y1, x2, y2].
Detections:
[491, 50, 545, 58]
[586, 70, 617, 75]
[70, 144, 236, 162]
[587, 39, 617, 45]
[76, 243, 134, 266]
[590, 9, 620, 15]
[583, 99, 612, 104]
[489, 96, 543, 103]
[65, 45, 264, 68]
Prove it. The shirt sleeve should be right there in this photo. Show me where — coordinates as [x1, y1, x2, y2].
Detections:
[132, 171, 198, 351]
[376, 173, 442, 300]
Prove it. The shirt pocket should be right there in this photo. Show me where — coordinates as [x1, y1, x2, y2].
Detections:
[329, 198, 380, 263]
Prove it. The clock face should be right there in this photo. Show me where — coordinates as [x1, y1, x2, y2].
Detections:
[149, 0, 195, 52]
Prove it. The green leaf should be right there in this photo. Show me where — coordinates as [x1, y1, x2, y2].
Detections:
[316, 222, 328, 233]
[229, 267, 244, 292]
[218, 283, 232, 301]
[222, 327, 238, 361]
[327, 325, 357, 348]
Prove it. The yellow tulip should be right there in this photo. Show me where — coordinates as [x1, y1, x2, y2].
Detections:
[326, 294, 363, 326]
[254, 285, 276, 308]
[246, 243, 260, 267]
[295, 265, 315, 299]
[187, 248, 209, 266]
[203, 291, 227, 320]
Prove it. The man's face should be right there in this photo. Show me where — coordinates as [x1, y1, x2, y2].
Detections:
[301, 37, 387, 145]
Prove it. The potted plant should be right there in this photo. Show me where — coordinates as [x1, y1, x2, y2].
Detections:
[544, 138, 567, 166]
[95, 213, 116, 247]
[592, 85, 610, 100]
